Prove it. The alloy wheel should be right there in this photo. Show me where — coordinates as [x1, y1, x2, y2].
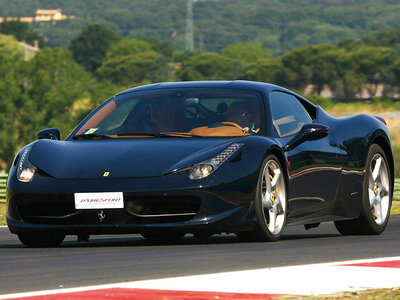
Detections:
[368, 153, 390, 225]
[261, 159, 286, 235]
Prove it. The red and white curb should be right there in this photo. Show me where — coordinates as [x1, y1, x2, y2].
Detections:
[1, 256, 400, 299]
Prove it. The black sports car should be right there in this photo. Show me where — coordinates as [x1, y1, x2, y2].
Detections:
[6, 81, 394, 247]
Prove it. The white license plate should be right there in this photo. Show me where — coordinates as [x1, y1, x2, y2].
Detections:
[74, 192, 124, 209]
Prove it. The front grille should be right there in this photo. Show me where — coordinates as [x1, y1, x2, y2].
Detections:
[125, 195, 201, 217]
[16, 194, 75, 218]
[12, 194, 201, 225]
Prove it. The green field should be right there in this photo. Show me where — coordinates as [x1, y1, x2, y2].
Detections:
[0, 173, 399, 226]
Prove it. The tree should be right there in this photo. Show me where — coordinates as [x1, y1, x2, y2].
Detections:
[139, 37, 174, 59]
[173, 50, 197, 64]
[363, 28, 400, 47]
[338, 38, 364, 51]
[0, 21, 29, 41]
[311, 46, 342, 94]
[0, 21, 45, 47]
[241, 58, 285, 85]
[281, 44, 340, 92]
[350, 46, 392, 97]
[392, 57, 400, 83]
[69, 24, 119, 73]
[146, 55, 175, 83]
[0, 34, 23, 169]
[97, 38, 158, 85]
[335, 52, 366, 100]
[221, 43, 272, 65]
[180, 52, 242, 81]
[19, 48, 92, 143]
[3, 1, 400, 53]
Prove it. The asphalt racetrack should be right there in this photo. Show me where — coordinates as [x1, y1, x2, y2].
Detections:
[0, 215, 399, 295]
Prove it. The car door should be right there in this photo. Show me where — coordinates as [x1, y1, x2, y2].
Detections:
[269, 91, 344, 222]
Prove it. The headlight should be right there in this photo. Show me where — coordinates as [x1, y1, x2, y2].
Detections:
[17, 147, 37, 182]
[189, 143, 244, 180]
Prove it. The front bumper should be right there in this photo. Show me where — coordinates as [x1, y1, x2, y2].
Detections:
[6, 171, 257, 235]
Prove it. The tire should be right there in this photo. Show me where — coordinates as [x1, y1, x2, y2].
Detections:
[236, 155, 287, 242]
[141, 231, 185, 243]
[18, 232, 65, 247]
[335, 144, 392, 235]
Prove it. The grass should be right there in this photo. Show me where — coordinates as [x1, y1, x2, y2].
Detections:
[391, 201, 400, 214]
[385, 119, 400, 147]
[327, 102, 400, 178]
[326, 102, 400, 147]
[290, 287, 400, 299]
[325, 100, 400, 115]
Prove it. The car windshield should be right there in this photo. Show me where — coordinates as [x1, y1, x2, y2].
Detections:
[73, 88, 265, 138]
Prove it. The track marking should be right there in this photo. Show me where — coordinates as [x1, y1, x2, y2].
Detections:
[341, 260, 400, 268]
[0, 288, 286, 300]
[1, 256, 400, 299]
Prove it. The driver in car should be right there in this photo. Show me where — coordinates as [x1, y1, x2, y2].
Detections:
[149, 101, 177, 132]
[226, 102, 258, 133]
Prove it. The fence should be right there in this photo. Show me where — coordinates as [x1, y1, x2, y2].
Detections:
[395, 178, 400, 201]
[0, 172, 7, 223]
[0, 172, 6, 199]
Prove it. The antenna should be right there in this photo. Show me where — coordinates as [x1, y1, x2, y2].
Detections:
[185, 0, 216, 51]
[185, 0, 195, 51]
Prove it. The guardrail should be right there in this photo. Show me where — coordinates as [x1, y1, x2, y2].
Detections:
[0, 172, 7, 223]
[395, 178, 400, 201]
[0, 172, 6, 201]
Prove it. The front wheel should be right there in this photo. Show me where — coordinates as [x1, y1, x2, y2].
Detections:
[18, 232, 65, 247]
[236, 155, 287, 242]
[335, 144, 392, 235]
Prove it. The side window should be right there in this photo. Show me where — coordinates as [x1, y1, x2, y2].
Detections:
[270, 91, 312, 137]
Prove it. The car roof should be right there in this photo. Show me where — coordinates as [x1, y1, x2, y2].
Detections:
[116, 80, 317, 118]
[117, 80, 291, 95]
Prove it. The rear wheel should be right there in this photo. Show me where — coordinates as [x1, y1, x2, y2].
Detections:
[17, 232, 65, 247]
[335, 144, 392, 235]
[236, 155, 287, 242]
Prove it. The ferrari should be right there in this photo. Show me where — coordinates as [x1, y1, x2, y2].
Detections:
[6, 81, 394, 247]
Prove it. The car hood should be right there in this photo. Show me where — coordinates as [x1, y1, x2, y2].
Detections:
[28, 138, 239, 179]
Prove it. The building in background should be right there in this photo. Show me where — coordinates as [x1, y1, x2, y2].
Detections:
[0, 9, 73, 23]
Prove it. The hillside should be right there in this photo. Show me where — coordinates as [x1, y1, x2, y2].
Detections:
[1, 0, 400, 53]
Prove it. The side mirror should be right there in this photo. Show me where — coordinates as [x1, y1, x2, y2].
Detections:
[283, 123, 329, 152]
[37, 128, 60, 140]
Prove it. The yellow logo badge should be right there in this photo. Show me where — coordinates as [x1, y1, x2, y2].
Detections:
[103, 172, 110, 177]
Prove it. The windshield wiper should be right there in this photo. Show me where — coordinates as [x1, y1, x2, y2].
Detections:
[117, 132, 157, 137]
[73, 133, 112, 140]
[116, 132, 195, 138]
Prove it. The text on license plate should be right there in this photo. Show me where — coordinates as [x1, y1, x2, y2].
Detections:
[74, 192, 124, 209]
